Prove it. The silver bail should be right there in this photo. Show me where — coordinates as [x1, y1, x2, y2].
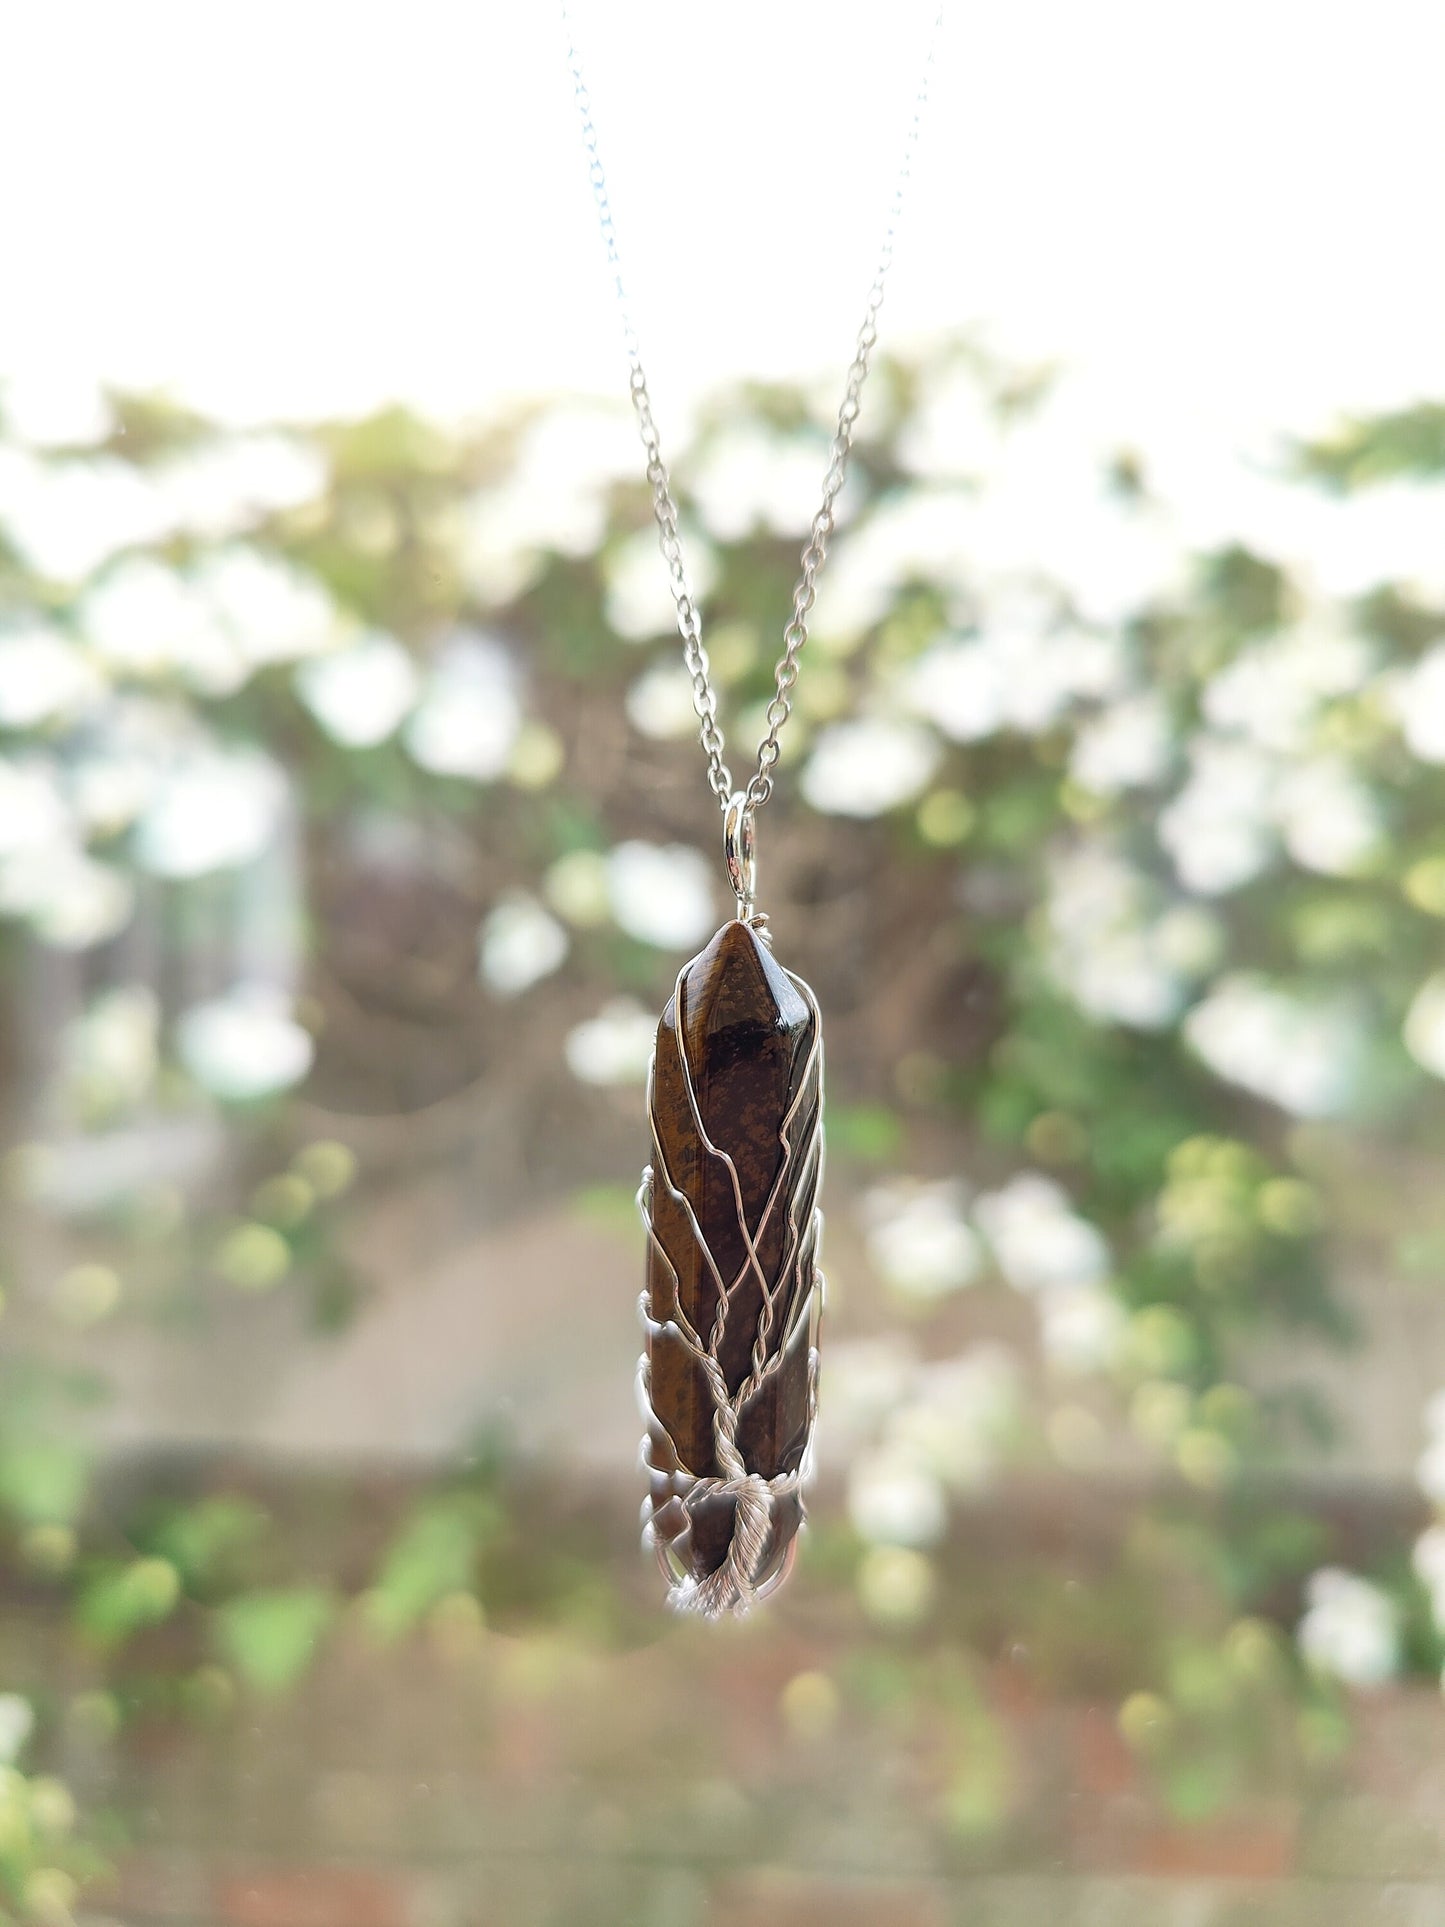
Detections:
[723, 790, 758, 921]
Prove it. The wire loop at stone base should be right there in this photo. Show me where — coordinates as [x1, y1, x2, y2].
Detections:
[637, 1331, 819, 1617]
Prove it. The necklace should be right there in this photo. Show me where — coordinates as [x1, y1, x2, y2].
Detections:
[565, 4, 943, 1615]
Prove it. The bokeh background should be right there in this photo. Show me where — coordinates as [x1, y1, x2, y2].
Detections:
[3, 4, 1445, 1925]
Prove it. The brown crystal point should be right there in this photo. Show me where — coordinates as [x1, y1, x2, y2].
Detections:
[642, 918, 823, 1602]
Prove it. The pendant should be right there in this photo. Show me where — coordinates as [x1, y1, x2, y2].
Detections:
[637, 796, 824, 1615]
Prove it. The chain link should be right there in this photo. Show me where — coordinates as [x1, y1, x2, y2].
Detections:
[564, 3, 943, 814]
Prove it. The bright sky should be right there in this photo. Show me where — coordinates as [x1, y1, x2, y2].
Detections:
[5, 1, 1444, 456]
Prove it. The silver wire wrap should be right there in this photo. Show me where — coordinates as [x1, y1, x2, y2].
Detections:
[562, 2, 946, 815]
[637, 949, 825, 1617]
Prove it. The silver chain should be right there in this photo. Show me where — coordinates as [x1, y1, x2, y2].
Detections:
[564, 3, 944, 814]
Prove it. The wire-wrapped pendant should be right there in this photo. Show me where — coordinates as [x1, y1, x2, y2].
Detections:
[638, 914, 824, 1616]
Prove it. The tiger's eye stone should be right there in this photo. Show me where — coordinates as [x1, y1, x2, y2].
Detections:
[643, 918, 822, 1591]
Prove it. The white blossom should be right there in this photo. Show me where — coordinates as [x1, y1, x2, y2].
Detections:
[197, 547, 337, 666]
[132, 747, 288, 878]
[0, 846, 134, 949]
[833, 1340, 1019, 1533]
[1275, 761, 1383, 877]
[1403, 976, 1445, 1082]
[605, 526, 716, 642]
[1413, 1525, 1445, 1632]
[1395, 645, 1445, 765]
[606, 841, 715, 948]
[1157, 454, 1445, 600]
[822, 490, 975, 637]
[1045, 847, 1217, 1031]
[177, 985, 313, 1100]
[907, 637, 1005, 743]
[1297, 1568, 1400, 1689]
[1202, 622, 1374, 755]
[564, 998, 655, 1086]
[861, 1179, 983, 1298]
[464, 403, 636, 605]
[974, 1173, 1110, 1294]
[157, 434, 327, 539]
[801, 718, 940, 817]
[1302, 480, 1445, 603]
[1070, 691, 1173, 794]
[848, 1451, 947, 1548]
[295, 633, 418, 747]
[895, 363, 999, 482]
[1067, 936, 1185, 1031]
[461, 488, 547, 607]
[1158, 737, 1277, 895]
[0, 622, 101, 726]
[625, 662, 700, 741]
[1417, 1435, 1445, 1508]
[828, 1339, 1020, 1488]
[1184, 975, 1364, 1118]
[821, 1336, 920, 1450]
[480, 893, 568, 996]
[1038, 1281, 1126, 1373]
[66, 698, 175, 831]
[896, 1347, 1019, 1489]
[0, 454, 175, 581]
[404, 632, 521, 781]
[908, 625, 1125, 743]
[690, 424, 834, 541]
[0, 757, 69, 856]
[69, 754, 155, 834]
[0, 1695, 35, 1765]
[978, 387, 1186, 625]
[80, 557, 242, 691]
